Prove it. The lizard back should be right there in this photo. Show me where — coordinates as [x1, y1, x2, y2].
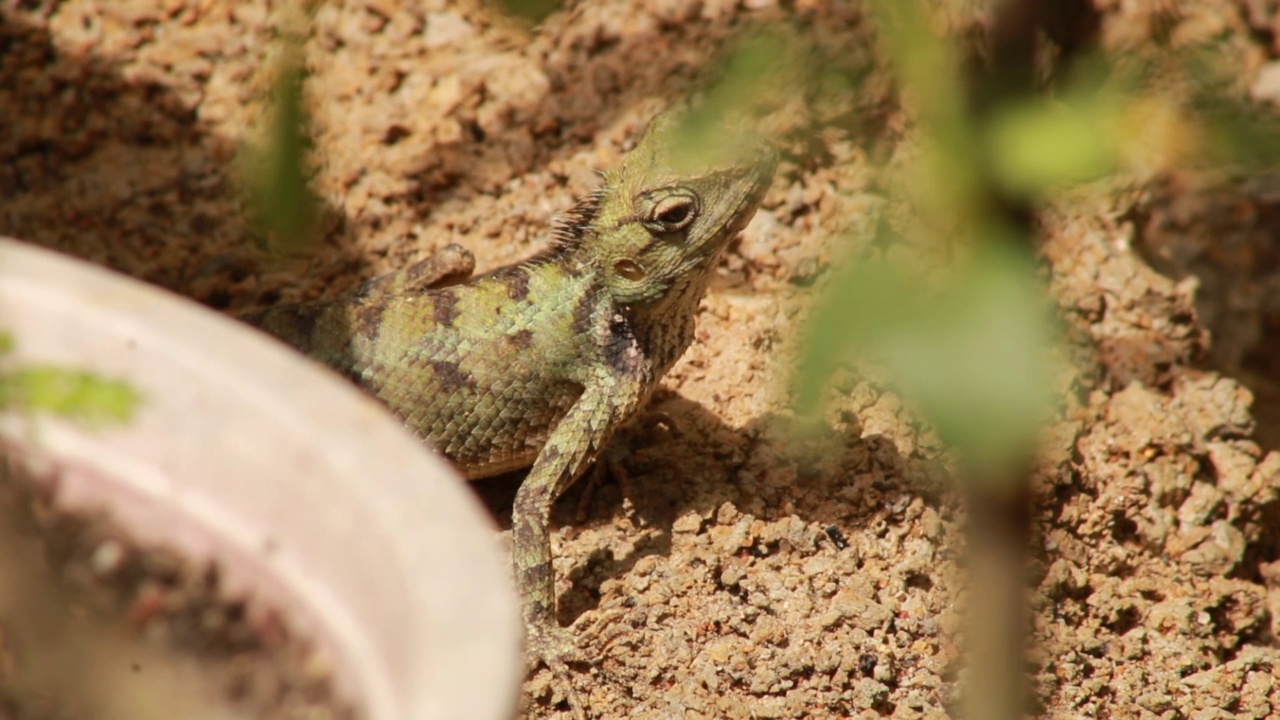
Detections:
[252, 260, 608, 478]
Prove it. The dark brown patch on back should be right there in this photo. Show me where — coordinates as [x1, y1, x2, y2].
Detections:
[256, 304, 320, 352]
[570, 290, 598, 338]
[339, 364, 371, 391]
[351, 274, 387, 300]
[429, 358, 475, 393]
[508, 328, 534, 349]
[502, 267, 531, 301]
[539, 443, 563, 464]
[432, 290, 460, 328]
[287, 305, 322, 345]
[351, 302, 385, 343]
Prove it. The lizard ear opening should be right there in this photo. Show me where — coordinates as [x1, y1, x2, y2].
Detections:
[614, 259, 646, 281]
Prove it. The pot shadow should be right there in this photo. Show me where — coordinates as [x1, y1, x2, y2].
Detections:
[0, 13, 266, 294]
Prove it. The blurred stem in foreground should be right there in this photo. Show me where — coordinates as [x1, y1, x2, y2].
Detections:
[491, 0, 563, 23]
[797, 229, 1053, 720]
[241, 7, 319, 256]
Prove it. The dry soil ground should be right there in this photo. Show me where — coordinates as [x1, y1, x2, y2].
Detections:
[2, 1, 1278, 719]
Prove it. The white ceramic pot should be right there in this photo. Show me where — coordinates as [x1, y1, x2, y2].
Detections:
[0, 237, 521, 720]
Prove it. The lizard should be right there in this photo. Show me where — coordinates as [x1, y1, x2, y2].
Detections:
[242, 110, 777, 716]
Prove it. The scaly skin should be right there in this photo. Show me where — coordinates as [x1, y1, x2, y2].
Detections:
[246, 112, 776, 717]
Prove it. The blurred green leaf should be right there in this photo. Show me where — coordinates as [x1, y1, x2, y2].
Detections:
[672, 28, 807, 163]
[987, 94, 1121, 194]
[797, 239, 1056, 478]
[793, 241, 919, 415]
[1197, 98, 1280, 168]
[865, 0, 983, 222]
[0, 366, 141, 427]
[885, 243, 1056, 472]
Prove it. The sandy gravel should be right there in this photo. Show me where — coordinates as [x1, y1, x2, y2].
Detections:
[2, 1, 1278, 719]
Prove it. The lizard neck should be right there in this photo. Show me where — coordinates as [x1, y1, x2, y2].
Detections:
[621, 265, 716, 377]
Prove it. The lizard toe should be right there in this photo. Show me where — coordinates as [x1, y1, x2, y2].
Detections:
[526, 622, 590, 720]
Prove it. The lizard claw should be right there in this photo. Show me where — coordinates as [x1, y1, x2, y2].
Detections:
[526, 621, 590, 720]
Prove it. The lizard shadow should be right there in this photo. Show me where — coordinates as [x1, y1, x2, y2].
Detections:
[474, 388, 939, 628]
[0, 10, 390, 312]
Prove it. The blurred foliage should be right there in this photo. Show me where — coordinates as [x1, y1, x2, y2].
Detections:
[240, 21, 319, 256]
[792, 0, 1280, 482]
[778, 6, 1280, 717]
[669, 29, 812, 175]
[491, 0, 563, 23]
[0, 333, 141, 427]
[791, 0, 1059, 481]
[796, 238, 1057, 475]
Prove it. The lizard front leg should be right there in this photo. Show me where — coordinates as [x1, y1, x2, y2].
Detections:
[514, 368, 647, 718]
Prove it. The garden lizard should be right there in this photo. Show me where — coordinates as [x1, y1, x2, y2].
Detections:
[244, 111, 776, 716]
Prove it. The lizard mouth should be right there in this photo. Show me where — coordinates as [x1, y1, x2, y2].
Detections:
[717, 145, 778, 241]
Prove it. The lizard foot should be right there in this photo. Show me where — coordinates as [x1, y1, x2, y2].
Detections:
[526, 621, 590, 720]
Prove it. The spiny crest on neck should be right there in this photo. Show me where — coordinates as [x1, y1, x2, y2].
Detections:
[548, 186, 606, 250]
[518, 183, 608, 272]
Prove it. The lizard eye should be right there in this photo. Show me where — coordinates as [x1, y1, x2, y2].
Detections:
[656, 200, 692, 225]
[644, 191, 699, 233]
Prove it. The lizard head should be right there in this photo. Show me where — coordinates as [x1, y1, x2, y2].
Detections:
[579, 112, 777, 309]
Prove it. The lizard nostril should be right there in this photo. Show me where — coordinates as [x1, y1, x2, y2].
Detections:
[614, 259, 646, 281]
